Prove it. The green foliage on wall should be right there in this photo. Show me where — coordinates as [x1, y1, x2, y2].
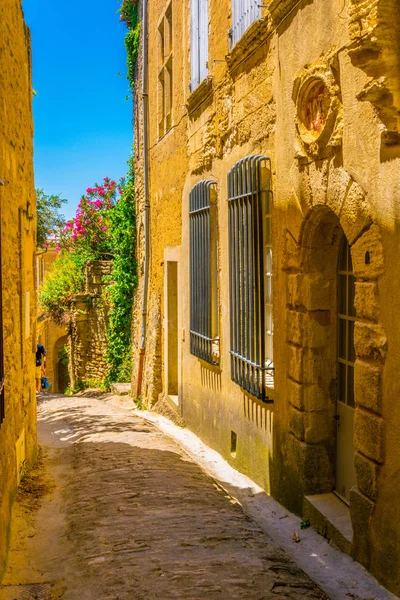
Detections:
[38, 249, 94, 323]
[119, 0, 140, 90]
[105, 161, 137, 383]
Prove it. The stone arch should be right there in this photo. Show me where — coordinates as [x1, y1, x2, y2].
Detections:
[286, 171, 387, 559]
[53, 335, 69, 393]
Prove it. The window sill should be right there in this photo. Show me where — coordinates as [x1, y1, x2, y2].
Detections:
[226, 17, 271, 73]
[186, 76, 213, 116]
[268, 0, 300, 23]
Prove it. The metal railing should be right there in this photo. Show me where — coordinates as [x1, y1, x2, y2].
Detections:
[189, 180, 219, 365]
[228, 155, 273, 402]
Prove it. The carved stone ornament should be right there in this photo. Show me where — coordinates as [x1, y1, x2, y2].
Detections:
[292, 57, 343, 161]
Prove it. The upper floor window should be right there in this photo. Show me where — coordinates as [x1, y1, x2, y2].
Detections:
[190, 0, 208, 91]
[228, 156, 273, 401]
[189, 180, 219, 365]
[231, 0, 261, 46]
[158, 3, 173, 138]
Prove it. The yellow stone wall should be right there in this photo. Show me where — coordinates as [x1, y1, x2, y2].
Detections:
[0, 0, 37, 579]
[133, 0, 400, 593]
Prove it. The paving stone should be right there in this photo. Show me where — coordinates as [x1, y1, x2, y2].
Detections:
[1, 394, 328, 600]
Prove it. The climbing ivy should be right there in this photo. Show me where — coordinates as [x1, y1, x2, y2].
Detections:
[119, 0, 140, 90]
[105, 160, 137, 384]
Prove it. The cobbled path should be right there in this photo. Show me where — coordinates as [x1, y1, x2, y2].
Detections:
[0, 394, 328, 600]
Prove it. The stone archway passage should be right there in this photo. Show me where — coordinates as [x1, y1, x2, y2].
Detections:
[285, 166, 387, 564]
[53, 335, 69, 394]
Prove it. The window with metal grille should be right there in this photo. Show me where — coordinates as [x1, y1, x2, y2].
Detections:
[231, 0, 261, 46]
[189, 180, 219, 365]
[337, 235, 355, 407]
[190, 0, 208, 91]
[228, 156, 273, 402]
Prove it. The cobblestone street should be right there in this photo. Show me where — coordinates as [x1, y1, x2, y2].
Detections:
[0, 393, 330, 600]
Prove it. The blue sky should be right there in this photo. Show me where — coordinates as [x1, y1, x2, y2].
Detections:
[23, 0, 133, 220]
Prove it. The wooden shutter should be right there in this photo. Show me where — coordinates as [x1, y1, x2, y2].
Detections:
[198, 0, 208, 83]
[232, 0, 260, 46]
[190, 0, 200, 89]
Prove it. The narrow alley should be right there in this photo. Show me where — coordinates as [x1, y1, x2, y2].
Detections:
[0, 393, 393, 600]
[0, 393, 326, 600]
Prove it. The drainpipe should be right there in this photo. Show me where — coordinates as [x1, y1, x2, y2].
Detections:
[136, 0, 149, 399]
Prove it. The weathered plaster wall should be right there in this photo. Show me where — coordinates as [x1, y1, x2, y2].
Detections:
[0, 0, 36, 579]
[133, 0, 400, 593]
[69, 261, 112, 389]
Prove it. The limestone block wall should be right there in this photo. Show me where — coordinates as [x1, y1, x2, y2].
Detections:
[0, 0, 36, 580]
[69, 261, 112, 389]
[132, 0, 400, 593]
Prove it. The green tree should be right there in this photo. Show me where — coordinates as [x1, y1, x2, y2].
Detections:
[36, 188, 67, 248]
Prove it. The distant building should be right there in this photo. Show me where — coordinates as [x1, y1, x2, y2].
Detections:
[0, 0, 37, 577]
[132, 0, 400, 594]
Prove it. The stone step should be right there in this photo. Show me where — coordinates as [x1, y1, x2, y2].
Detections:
[303, 492, 353, 555]
[110, 382, 131, 396]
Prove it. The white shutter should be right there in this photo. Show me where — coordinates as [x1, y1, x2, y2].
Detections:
[232, 0, 260, 46]
[191, 0, 200, 89]
[199, 0, 208, 83]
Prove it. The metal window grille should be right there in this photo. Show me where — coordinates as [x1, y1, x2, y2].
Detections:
[190, 0, 208, 90]
[231, 0, 261, 46]
[189, 180, 219, 365]
[228, 155, 273, 402]
[337, 235, 356, 407]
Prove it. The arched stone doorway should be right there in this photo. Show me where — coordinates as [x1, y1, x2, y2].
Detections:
[53, 335, 69, 394]
[295, 206, 357, 502]
[286, 180, 387, 561]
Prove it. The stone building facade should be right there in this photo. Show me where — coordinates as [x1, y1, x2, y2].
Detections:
[0, 0, 37, 579]
[132, 0, 400, 593]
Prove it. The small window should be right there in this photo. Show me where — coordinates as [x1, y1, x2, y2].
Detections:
[158, 3, 173, 138]
[190, 0, 209, 91]
[231, 0, 261, 47]
[337, 236, 356, 407]
[228, 156, 273, 401]
[189, 180, 219, 365]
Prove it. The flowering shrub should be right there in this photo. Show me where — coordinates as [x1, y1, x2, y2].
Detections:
[39, 172, 137, 385]
[57, 178, 123, 258]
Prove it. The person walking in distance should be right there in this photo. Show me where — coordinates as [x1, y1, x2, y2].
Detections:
[36, 342, 46, 393]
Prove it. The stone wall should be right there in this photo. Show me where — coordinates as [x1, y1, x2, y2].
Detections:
[132, 0, 400, 593]
[69, 261, 112, 389]
[0, 0, 36, 580]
